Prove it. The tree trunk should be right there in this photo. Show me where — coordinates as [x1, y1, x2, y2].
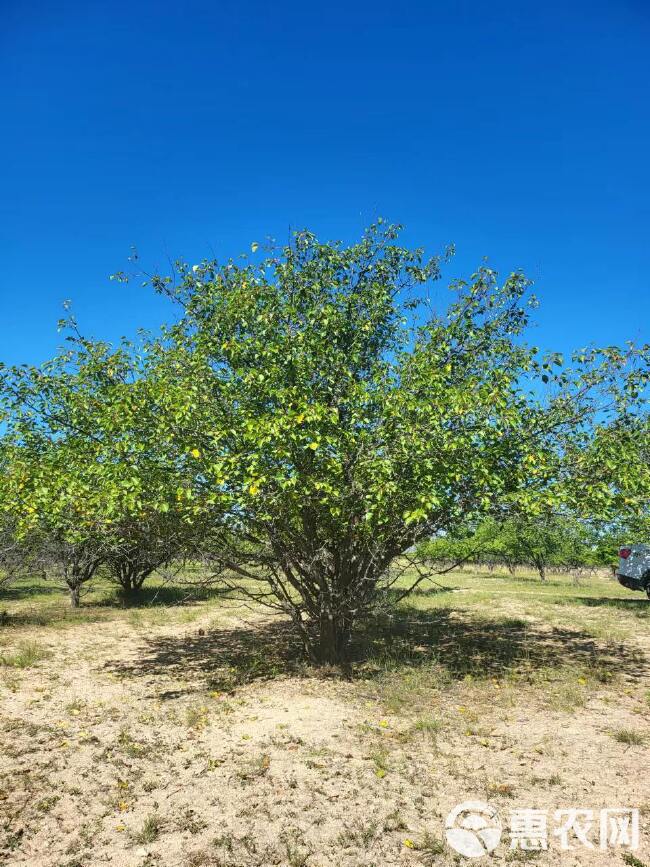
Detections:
[69, 585, 80, 608]
[121, 583, 137, 604]
[115, 562, 153, 601]
[116, 566, 140, 603]
[317, 611, 352, 667]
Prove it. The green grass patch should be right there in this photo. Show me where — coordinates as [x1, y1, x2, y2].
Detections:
[0, 640, 50, 668]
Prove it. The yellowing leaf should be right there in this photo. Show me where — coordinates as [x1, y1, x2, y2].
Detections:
[190, 448, 201, 458]
[308, 442, 319, 451]
[251, 241, 259, 252]
[403, 839, 414, 849]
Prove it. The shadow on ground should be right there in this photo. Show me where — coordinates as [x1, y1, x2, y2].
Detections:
[99, 584, 233, 609]
[573, 597, 649, 616]
[107, 616, 306, 699]
[358, 606, 647, 679]
[105, 607, 648, 699]
[0, 581, 62, 602]
[0, 584, 234, 628]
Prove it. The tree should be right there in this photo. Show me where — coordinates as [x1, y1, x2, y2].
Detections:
[0, 435, 110, 606]
[103, 517, 177, 597]
[568, 416, 650, 535]
[489, 515, 593, 580]
[138, 222, 648, 664]
[0, 334, 205, 606]
[0, 517, 25, 591]
[417, 514, 597, 578]
[417, 520, 502, 571]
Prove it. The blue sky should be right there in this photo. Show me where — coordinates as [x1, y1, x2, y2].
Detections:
[1, 0, 648, 366]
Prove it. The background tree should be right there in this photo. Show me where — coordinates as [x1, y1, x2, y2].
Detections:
[0, 435, 110, 606]
[0, 334, 206, 606]
[417, 520, 502, 572]
[417, 514, 598, 578]
[488, 515, 593, 580]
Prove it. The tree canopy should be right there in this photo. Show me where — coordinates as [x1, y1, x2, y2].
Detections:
[139, 223, 647, 661]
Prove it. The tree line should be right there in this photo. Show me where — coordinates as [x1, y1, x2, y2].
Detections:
[416, 515, 634, 581]
[1, 223, 648, 663]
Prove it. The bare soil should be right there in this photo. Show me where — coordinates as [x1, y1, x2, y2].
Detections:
[1, 580, 649, 866]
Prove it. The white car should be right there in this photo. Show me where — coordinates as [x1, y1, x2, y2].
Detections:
[617, 545, 650, 599]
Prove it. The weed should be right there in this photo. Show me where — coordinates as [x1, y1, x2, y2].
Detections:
[0, 670, 21, 691]
[184, 852, 216, 867]
[236, 753, 270, 782]
[384, 809, 407, 831]
[36, 795, 60, 813]
[506, 850, 542, 863]
[66, 699, 85, 715]
[410, 716, 441, 741]
[487, 782, 516, 798]
[415, 829, 445, 855]
[212, 833, 235, 852]
[185, 705, 209, 730]
[611, 729, 646, 746]
[285, 842, 310, 867]
[369, 747, 390, 778]
[177, 808, 208, 834]
[132, 814, 162, 844]
[117, 728, 151, 758]
[0, 641, 49, 668]
[336, 821, 378, 848]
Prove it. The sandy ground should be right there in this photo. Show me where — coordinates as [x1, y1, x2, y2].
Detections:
[1, 604, 649, 867]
